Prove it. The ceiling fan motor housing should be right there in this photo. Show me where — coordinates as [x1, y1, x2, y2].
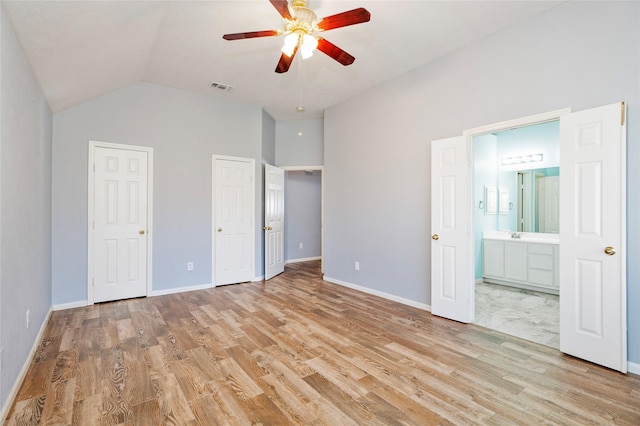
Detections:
[286, 6, 318, 36]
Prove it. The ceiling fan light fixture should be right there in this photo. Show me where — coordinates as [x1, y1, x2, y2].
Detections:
[300, 33, 318, 59]
[282, 33, 298, 56]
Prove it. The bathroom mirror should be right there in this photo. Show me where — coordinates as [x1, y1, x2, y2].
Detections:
[497, 167, 559, 233]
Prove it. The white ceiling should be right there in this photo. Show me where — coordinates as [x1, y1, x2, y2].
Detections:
[3, 0, 566, 120]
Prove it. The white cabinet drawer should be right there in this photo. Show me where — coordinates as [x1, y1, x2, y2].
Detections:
[528, 243, 554, 255]
[529, 269, 556, 287]
[528, 253, 553, 270]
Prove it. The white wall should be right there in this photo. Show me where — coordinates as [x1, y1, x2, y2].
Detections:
[276, 118, 323, 166]
[0, 5, 53, 412]
[52, 82, 266, 305]
[324, 1, 640, 363]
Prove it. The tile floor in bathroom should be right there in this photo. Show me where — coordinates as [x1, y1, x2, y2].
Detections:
[475, 281, 559, 349]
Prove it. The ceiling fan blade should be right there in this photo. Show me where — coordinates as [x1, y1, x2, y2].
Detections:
[223, 30, 281, 40]
[317, 8, 371, 31]
[316, 38, 355, 66]
[269, 0, 293, 20]
[275, 46, 298, 73]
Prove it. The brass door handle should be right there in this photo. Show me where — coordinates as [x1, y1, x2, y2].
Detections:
[139, 230, 145, 235]
[263, 226, 272, 231]
[432, 234, 439, 241]
[604, 246, 616, 255]
[217, 228, 222, 232]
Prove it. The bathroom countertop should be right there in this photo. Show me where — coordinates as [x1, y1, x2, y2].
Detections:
[482, 231, 559, 244]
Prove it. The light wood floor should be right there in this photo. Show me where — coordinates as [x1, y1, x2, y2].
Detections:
[5, 260, 640, 425]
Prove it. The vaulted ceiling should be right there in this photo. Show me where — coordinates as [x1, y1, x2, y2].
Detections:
[3, 1, 566, 120]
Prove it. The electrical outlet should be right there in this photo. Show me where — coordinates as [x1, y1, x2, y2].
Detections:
[26, 309, 30, 329]
[187, 262, 194, 271]
[355, 261, 360, 271]
[299, 243, 303, 249]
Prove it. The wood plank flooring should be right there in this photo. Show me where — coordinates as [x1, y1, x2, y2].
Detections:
[5, 260, 640, 425]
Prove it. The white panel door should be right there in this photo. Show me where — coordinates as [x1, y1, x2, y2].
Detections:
[559, 102, 626, 372]
[93, 147, 148, 303]
[264, 165, 285, 280]
[214, 157, 254, 286]
[431, 136, 473, 323]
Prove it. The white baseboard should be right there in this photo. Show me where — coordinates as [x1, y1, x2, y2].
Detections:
[150, 283, 212, 297]
[628, 361, 640, 375]
[53, 300, 88, 311]
[1, 307, 53, 422]
[322, 276, 431, 312]
[286, 256, 321, 264]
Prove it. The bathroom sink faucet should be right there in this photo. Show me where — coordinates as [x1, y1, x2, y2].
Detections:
[511, 232, 521, 239]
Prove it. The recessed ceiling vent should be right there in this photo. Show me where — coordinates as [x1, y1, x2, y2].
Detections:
[210, 81, 235, 91]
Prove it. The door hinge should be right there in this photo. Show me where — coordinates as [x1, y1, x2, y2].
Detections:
[621, 102, 626, 126]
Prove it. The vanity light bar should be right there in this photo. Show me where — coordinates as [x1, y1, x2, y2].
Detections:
[501, 153, 543, 166]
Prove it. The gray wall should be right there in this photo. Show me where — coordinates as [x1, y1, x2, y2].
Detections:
[276, 118, 323, 166]
[284, 170, 322, 262]
[275, 118, 324, 265]
[262, 110, 276, 166]
[52, 82, 267, 304]
[0, 6, 53, 410]
[324, 1, 640, 363]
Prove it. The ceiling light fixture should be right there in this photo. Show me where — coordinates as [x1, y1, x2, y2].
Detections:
[501, 153, 544, 166]
[281, 0, 319, 60]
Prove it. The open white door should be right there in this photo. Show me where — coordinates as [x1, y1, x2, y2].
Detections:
[213, 156, 255, 286]
[430, 136, 473, 323]
[559, 102, 627, 372]
[264, 164, 285, 280]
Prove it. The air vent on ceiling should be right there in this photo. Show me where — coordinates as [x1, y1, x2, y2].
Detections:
[210, 81, 235, 91]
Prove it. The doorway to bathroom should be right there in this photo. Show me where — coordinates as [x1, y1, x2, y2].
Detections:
[472, 120, 560, 348]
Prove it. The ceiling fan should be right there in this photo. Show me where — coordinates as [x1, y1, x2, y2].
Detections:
[223, 0, 371, 73]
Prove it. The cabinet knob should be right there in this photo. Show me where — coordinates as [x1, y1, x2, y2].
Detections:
[432, 234, 439, 241]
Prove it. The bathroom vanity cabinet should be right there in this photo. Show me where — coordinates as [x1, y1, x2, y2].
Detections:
[482, 233, 559, 294]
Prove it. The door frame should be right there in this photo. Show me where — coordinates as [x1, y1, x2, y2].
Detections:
[211, 154, 256, 286]
[87, 141, 154, 305]
[281, 165, 324, 273]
